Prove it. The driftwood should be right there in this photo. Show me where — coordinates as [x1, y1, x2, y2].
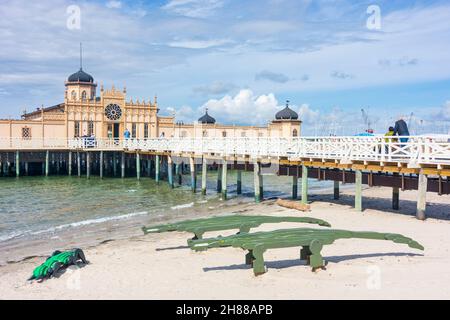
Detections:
[276, 199, 311, 212]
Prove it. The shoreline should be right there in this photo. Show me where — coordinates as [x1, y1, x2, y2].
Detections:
[1, 186, 449, 299]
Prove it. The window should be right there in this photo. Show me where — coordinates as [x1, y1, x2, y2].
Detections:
[88, 121, 94, 136]
[241, 131, 246, 137]
[202, 130, 208, 137]
[258, 132, 264, 137]
[181, 130, 187, 138]
[144, 123, 149, 139]
[222, 131, 227, 137]
[81, 91, 87, 100]
[132, 123, 137, 138]
[74, 121, 80, 137]
[293, 129, 298, 137]
[71, 91, 76, 100]
[22, 127, 31, 140]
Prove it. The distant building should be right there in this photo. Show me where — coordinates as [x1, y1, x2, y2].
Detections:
[0, 66, 301, 140]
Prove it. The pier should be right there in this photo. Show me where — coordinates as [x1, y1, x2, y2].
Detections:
[1, 136, 449, 220]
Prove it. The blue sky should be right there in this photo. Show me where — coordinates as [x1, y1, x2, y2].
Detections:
[1, 0, 450, 135]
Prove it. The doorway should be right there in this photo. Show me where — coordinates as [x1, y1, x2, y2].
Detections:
[113, 123, 120, 139]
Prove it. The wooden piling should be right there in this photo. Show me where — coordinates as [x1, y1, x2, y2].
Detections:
[136, 152, 140, 180]
[416, 172, 427, 220]
[301, 165, 308, 204]
[45, 150, 49, 177]
[77, 152, 81, 177]
[237, 170, 242, 195]
[253, 161, 263, 203]
[355, 169, 362, 211]
[15, 150, 19, 177]
[189, 157, 196, 193]
[201, 158, 207, 195]
[292, 174, 298, 200]
[68, 151, 72, 176]
[175, 162, 182, 185]
[222, 159, 228, 200]
[113, 152, 117, 177]
[100, 151, 104, 179]
[155, 155, 160, 183]
[168, 156, 174, 188]
[86, 152, 91, 179]
[217, 164, 222, 193]
[334, 180, 339, 200]
[121, 152, 125, 178]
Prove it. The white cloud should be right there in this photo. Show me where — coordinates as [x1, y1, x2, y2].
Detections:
[201, 89, 281, 125]
[106, 1, 122, 9]
[168, 39, 232, 49]
[297, 104, 319, 124]
[441, 101, 450, 120]
[162, 0, 224, 18]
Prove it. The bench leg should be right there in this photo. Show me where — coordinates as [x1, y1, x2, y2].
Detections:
[300, 246, 312, 261]
[252, 246, 267, 276]
[309, 240, 325, 272]
[245, 250, 254, 266]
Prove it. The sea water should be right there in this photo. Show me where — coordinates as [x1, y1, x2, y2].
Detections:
[0, 172, 334, 264]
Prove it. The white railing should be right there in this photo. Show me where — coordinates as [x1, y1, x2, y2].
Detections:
[1, 136, 450, 165]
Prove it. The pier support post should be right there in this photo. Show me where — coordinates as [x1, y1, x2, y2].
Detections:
[121, 153, 125, 178]
[393, 187, 400, 210]
[168, 156, 174, 188]
[334, 180, 340, 200]
[136, 152, 140, 180]
[86, 152, 91, 179]
[237, 170, 242, 195]
[189, 157, 196, 193]
[45, 150, 50, 177]
[68, 151, 72, 176]
[15, 151, 20, 177]
[113, 152, 117, 177]
[217, 164, 222, 193]
[201, 158, 207, 195]
[100, 151, 104, 179]
[416, 172, 428, 220]
[155, 155, 160, 183]
[253, 161, 263, 203]
[147, 158, 152, 177]
[355, 170, 362, 211]
[175, 163, 182, 185]
[25, 162, 29, 176]
[301, 165, 308, 204]
[222, 159, 228, 200]
[292, 174, 298, 200]
[77, 152, 81, 177]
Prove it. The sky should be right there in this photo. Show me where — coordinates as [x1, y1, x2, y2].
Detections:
[1, 0, 450, 135]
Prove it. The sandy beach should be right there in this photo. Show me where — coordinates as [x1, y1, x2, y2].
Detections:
[1, 186, 450, 300]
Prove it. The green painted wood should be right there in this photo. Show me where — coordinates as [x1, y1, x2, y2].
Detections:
[222, 159, 228, 200]
[155, 155, 160, 183]
[201, 159, 207, 195]
[301, 165, 308, 204]
[143, 215, 331, 241]
[45, 150, 50, 177]
[15, 151, 19, 177]
[136, 152, 140, 180]
[189, 228, 424, 275]
[355, 169, 362, 211]
[168, 156, 174, 188]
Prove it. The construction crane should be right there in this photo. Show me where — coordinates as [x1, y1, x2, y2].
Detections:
[361, 108, 374, 134]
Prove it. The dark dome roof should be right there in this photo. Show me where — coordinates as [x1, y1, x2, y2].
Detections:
[275, 101, 298, 120]
[68, 68, 94, 83]
[198, 110, 216, 124]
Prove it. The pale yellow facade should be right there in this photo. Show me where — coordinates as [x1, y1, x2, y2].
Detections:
[0, 69, 301, 141]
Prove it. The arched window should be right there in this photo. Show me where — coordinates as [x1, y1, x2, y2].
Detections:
[181, 131, 187, 138]
[71, 91, 76, 100]
[222, 131, 227, 137]
[81, 91, 87, 100]
[293, 129, 298, 137]
[202, 130, 208, 137]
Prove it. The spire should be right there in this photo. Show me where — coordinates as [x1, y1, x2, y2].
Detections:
[286, 100, 290, 108]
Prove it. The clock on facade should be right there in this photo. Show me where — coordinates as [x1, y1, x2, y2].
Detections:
[105, 104, 122, 121]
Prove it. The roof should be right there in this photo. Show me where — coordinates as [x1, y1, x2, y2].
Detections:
[67, 68, 94, 83]
[198, 110, 216, 124]
[275, 101, 298, 120]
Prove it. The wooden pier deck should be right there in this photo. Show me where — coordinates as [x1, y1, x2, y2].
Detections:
[1, 136, 449, 220]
